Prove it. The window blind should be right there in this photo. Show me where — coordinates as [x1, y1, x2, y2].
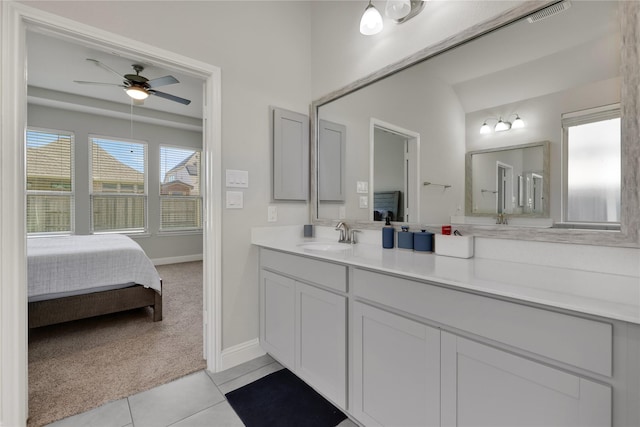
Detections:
[26, 128, 74, 233]
[160, 146, 202, 231]
[90, 136, 147, 232]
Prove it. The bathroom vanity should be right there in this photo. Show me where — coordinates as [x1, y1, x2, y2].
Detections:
[254, 235, 640, 427]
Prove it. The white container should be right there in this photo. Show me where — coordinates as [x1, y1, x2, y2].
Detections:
[435, 234, 474, 258]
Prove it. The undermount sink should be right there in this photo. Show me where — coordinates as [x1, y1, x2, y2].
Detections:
[297, 242, 352, 252]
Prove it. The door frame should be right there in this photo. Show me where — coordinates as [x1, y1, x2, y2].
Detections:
[369, 118, 420, 223]
[0, 2, 222, 424]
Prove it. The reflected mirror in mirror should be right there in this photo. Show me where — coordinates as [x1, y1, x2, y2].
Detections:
[466, 142, 549, 217]
[315, 0, 624, 232]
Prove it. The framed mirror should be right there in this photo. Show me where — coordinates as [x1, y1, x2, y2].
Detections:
[311, 0, 639, 247]
[466, 141, 550, 218]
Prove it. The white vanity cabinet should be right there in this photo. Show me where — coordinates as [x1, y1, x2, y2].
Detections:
[259, 249, 347, 408]
[352, 301, 441, 427]
[255, 243, 631, 427]
[441, 332, 611, 427]
[352, 268, 613, 427]
[260, 269, 296, 368]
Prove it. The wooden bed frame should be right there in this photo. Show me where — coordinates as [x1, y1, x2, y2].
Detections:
[28, 283, 162, 328]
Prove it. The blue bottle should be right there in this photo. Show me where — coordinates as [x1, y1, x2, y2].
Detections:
[382, 217, 395, 249]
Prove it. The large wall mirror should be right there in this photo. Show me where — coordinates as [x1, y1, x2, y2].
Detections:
[311, 0, 639, 247]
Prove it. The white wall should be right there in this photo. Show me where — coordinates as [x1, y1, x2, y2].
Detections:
[21, 0, 312, 350]
[27, 103, 204, 261]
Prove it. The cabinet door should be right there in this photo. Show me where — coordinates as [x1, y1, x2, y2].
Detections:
[353, 302, 440, 427]
[441, 332, 611, 427]
[259, 270, 295, 368]
[319, 119, 346, 202]
[295, 282, 347, 408]
[272, 107, 309, 201]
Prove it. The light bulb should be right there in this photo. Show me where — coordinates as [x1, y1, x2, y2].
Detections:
[480, 122, 491, 134]
[360, 2, 384, 35]
[125, 86, 149, 100]
[512, 115, 525, 129]
[494, 119, 511, 132]
[385, 0, 411, 20]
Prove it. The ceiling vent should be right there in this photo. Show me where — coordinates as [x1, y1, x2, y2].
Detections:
[527, 1, 572, 24]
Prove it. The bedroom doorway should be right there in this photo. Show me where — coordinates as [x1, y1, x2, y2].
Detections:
[1, 3, 222, 423]
[369, 118, 420, 223]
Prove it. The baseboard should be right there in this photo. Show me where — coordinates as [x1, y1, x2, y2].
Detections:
[152, 254, 203, 266]
[219, 338, 266, 372]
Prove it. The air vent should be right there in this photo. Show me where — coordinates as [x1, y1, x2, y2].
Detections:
[527, 1, 572, 23]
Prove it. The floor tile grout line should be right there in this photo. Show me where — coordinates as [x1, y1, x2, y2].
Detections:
[165, 399, 227, 427]
[211, 359, 280, 387]
[126, 397, 134, 427]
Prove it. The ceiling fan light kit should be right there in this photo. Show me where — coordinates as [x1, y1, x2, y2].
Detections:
[74, 59, 191, 105]
[125, 86, 149, 100]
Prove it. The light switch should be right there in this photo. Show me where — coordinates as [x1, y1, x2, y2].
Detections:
[226, 191, 243, 209]
[357, 181, 369, 193]
[267, 206, 278, 222]
[226, 169, 249, 188]
[359, 196, 368, 208]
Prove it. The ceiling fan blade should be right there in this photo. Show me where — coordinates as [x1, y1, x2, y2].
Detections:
[147, 75, 179, 88]
[74, 80, 126, 87]
[86, 58, 124, 80]
[149, 90, 191, 105]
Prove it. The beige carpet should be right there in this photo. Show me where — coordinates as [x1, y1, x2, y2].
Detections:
[27, 261, 206, 427]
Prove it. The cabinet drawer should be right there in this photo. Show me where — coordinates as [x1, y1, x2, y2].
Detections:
[260, 249, 347, 292]
[353, 268, 612, 377]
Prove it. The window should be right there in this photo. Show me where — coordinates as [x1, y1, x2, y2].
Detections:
[562, 105, 621, 225]
[90, 136, 147, 233]
[160, 146, 202, 231]
[26, 128, 74, 234]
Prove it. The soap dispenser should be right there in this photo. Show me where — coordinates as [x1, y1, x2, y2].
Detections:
[382, 217, 395, 249]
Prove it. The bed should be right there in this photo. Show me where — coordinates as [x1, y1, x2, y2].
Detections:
[27, 234, 162, 328]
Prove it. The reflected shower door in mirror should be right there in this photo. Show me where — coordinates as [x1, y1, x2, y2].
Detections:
[466, 142, 549, 217]
[371, 120, 420, 223]
[314, 0, 631, 238]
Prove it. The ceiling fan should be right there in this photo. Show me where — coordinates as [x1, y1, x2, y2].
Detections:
[74, 58, 191, 105]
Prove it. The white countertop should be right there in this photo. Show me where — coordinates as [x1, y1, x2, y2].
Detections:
[252, 232, 640, 325]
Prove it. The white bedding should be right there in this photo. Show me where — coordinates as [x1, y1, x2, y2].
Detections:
[27, 234, 161, 302]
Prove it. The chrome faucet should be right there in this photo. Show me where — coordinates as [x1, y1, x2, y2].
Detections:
[349, 229, 361, 244]
[335, 221, 350, 243]
[496, 213, 508, 225]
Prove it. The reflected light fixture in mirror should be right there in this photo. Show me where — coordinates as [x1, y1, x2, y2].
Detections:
[480, 114, 524, 134]
[385, 0, 411, 20]
[360, 1, 425, 35]
[360, 1, 384, 35]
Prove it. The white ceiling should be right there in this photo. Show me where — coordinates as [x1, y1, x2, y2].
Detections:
[27, 30, 204, 125]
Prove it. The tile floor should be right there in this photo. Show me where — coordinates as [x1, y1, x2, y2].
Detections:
[47, 354, 359, 427]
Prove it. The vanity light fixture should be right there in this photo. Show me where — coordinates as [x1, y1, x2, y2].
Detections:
[479, 114, 524, 134]
[125, 86, 149, 101]
[360, 1, 425, 36]
[360, 1, 384, 35]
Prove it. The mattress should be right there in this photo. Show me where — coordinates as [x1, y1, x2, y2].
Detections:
[27, 234, 161, 302]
